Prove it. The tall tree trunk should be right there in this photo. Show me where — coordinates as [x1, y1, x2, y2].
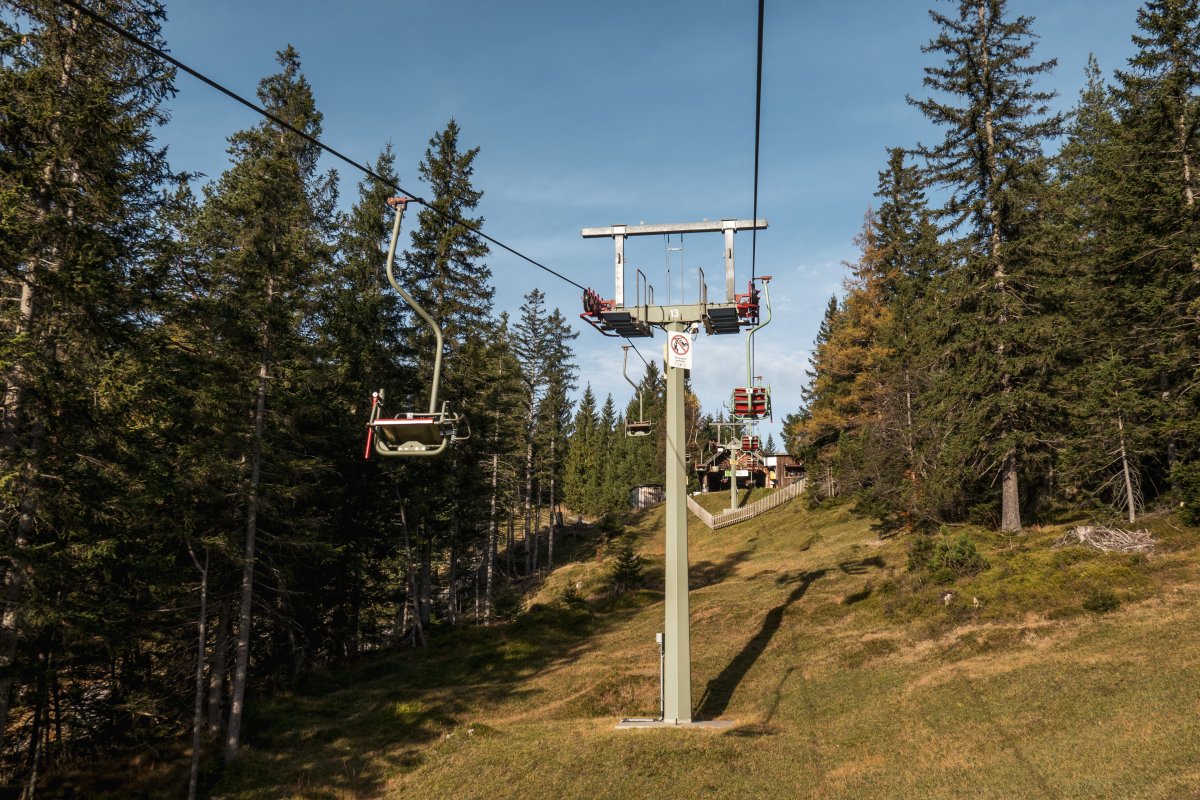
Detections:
[418, 529, 432, 631]
[486, 455, 498, 622]
[207, 597, 231, 738]
[187, 546, 209, 800]
[1117, 414, 1138, 524]
[225, 277, 273, 762]
[1000, 451, 1021, 533]
[523, 439, 534, 575]
[548, 436, 557, 570]
[1162, 371, 1179, 491]
[22, 656, 46, 800]
[506, 513, 514, 579]
[398, 505, 425, 648]
[532, 492, 541, 574]
[448, 520, 459, 626]
[0, 10, 83, 749]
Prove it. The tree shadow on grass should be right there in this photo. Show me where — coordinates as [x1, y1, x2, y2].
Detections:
[689, 549, 753, 590]
[638, 549, 753, 594]
[694, 568, 828, 720]
[217, 588, 644, 798]
[838, 556, 885, 575]
[212, 514, 763, 797]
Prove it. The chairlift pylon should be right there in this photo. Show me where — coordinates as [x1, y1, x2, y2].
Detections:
[364, 197, 468, 458]
[622, 345, 653, 438]
[730, 276, 774, 422]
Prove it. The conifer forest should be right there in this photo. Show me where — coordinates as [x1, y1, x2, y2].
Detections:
[1, 0, 1200, 796]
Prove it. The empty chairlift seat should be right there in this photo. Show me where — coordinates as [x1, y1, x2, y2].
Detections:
[626, 419, 653, 437]
[731, 386, 771, 421]
[372, 413, 452, 453]
[362, 197, 468, 459]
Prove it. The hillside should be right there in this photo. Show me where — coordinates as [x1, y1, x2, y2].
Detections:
[207, 495, 1200, 800]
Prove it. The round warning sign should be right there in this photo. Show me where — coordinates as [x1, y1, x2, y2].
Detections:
[667, 332, 693, 369]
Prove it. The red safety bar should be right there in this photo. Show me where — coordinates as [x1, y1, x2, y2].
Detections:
[734, 281, 761, 325]
[364, 392, 380, 459]
[732, 386, 770, 419]
[579, 287, 623, 337]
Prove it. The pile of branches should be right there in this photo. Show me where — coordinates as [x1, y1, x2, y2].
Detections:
[1053, 525, 1156, 554]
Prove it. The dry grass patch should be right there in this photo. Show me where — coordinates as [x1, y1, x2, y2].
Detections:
[207, 499, 1200, 800]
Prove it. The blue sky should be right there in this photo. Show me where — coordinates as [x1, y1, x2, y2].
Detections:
[158, 0, 1147, 442]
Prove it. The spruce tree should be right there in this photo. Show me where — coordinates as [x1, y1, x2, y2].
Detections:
[317, 146, 411, 653]
[859, 149, 945, 528]
[534, 309, 578, 568]
[564, 386, 602, 516]
[1048, 59, 1155, 521]
[908, 0, 1064, 531]
[0, 0, 179, 759]
[512, 289, 550, 570]
[181, 45, 337, 761]
[1109, 1, 1200, 506]
[399, 119, 494, 623]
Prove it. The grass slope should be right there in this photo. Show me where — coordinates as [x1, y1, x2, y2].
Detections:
[215, 497, 1200, 800]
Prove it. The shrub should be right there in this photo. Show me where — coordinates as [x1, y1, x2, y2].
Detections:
[907, 535, 936, 572]
[561, 583, 588, 610]
[1171, 461, 1200, 526]
[608, 537, 644, 594]
[1082, 587, 1120, 614]
[597, 514, 625, 541]
[491, 584, 521, 621]
[927, 534, 988, 584]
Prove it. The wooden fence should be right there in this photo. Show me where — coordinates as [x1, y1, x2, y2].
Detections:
[685, 479, 807, 530]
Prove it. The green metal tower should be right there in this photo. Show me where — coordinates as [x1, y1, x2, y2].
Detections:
[581, 218, 767, 725]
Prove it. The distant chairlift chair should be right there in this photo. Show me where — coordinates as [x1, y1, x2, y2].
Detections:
[730, 276, 774, 423]
[364, 198, 468, 458]
[622, 345, 653, 437]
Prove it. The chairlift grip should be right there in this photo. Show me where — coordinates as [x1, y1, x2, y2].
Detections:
[745, 277, 772, 388]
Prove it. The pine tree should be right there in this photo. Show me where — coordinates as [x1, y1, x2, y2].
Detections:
[785, 213, 895, 500]
[181, 45, 337, 761]
[512, 289, 550, 570]
[399, 119, 494, 624]
[0, 0, 179, 760]
[564, 386, 602, 516]
[533, 308, 578, 569]
[1108, 1, 1200, 506]
[608, 536, 644, 594]
[316, 146, 412, 654]
[1046, 58, 1154, 521]
[597, 395, 628, 514]
[908, 0, 1064, 531]
[630, 361, 665, 487]
[478, 314, 525, 620]
[857, 149, 946, 528]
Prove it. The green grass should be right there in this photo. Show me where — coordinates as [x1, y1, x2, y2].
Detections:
[205, 501, 1200, 799]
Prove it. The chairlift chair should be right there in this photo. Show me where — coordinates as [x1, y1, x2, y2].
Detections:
[621, 345, 653, 438]
[730, 276, 774, 422]
[731, 386, 771, 421]
[364, 197, 467, 458]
